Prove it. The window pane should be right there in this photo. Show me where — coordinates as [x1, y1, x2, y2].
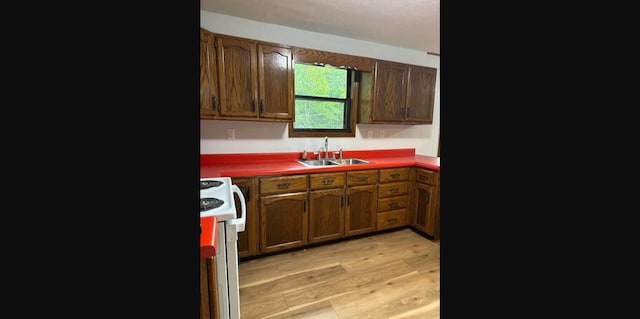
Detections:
[293, 99, 345, 129]
[295, 63, 347, 98]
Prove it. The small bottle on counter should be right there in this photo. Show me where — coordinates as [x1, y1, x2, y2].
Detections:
[301, 147, 307, 160]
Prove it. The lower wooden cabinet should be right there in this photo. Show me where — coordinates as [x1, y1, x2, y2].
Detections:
[413, 168, 440, 239]
[308, 172, 346, 244]
[377, 168, 409, 230]
[235, 166, 440, 259]
[232, 178, 258, 258]
[344, 170, 378, 237]
[200, 257, 219, 319]
[258, 174, 309, 254]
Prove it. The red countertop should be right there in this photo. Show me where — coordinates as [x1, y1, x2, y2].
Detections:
[200, 148, 439, 178]
[200, 216, 217, 259]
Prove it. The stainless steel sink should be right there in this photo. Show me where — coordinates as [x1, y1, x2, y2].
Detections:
[297, 159, 340, 167]
[330, 158, 372, 165]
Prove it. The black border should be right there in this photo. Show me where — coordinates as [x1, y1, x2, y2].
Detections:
[13, 2, 202, 317]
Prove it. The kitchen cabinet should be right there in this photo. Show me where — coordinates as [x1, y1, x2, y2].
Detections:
[308, 172, 346, 244]
[200, 28, 218, 119]
[200, 256, 219, 319]
[258, 175, 308, 253]
[377, 167, 410, 230]
[413, 168, 440, 238]
[215, 35, 293, 121]
[358, 60, 437, 124]
[344, 170, 378, 237]
[231, 178, 258, 258]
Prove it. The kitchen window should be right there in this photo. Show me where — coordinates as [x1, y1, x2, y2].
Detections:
[289, 62, 356, 137]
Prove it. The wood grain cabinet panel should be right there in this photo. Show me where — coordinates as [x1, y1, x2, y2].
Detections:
[200, 257, 219, 319]
[359, 61, 437, 124]
[214, 35, 293, 121]
[376, 167, 410, 231]
[258, 175, 309, 254]
[200, 28, 218, 119]
[308, 172, 345, 244]
[232, 178, 258, 258]
[413, 168, 440, 239]
[344, 170, 378, 237]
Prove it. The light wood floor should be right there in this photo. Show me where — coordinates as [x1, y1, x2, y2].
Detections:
[238, 228, 440, 319]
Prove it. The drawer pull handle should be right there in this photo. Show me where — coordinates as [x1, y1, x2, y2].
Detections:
[419, 174, 428, 180]
[388, 218, 398, 223]
[356, 176, 368, 182]
[390, 173, 400, 178]
[389, 187, 399, 193]
[277, 182, 292, 189]
[321, 179, 334, 185]
[389, 202, 398, 208]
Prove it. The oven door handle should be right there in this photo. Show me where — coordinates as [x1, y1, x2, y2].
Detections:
[228, 184, 246, 232]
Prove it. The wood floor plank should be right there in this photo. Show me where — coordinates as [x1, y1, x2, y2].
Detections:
[282, 260, 415, 309]
[241, 264, 348, 299]
[238, 228, 440, 319]
[329, 270, 439, 318]
[263, 300, 340, 319]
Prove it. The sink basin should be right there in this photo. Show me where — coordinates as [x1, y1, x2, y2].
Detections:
[297, 159, 340, 167]
[329, 158, 372, 165]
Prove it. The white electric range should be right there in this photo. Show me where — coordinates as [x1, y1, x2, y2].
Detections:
[200, 177, 246, 319]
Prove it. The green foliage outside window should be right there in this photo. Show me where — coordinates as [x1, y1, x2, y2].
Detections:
[293, 63, 349, 130]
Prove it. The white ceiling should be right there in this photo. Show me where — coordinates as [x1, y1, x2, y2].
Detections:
[200, 0, 440, 55]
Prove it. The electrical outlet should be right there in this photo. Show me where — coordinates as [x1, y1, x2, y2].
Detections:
[367, 130, 373, 139]
[226, 128, 235, 140]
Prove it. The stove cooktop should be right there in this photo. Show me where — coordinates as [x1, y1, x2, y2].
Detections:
[200, 177, 236, 221]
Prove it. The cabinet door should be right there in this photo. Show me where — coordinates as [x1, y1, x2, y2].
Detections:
[345, 184, 377, 237]
[405, 65, 436, 123]
[232, 178, 258, 258]
[200, 28, 218, 119]
[414, 182, 436, 236]
[216, 36, 258, 118]
[258, 44, 293, 120]
[371, 60, 407, 122]
[309, 188, 344, 243]
[200, 257, 218, 319]
[260, 192, 308, 254]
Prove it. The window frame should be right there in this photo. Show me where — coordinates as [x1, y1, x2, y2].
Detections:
[290, 63, 353, 136]
[289, 47, 373, 138]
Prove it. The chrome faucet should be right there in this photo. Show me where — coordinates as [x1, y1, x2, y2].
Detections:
[324, 136, 329, 160]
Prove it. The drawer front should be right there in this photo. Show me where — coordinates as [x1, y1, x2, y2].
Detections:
[379, 167, 409, 183]
[377, 209, 407, 230]
[259, 175, 308, 194]
[347, 170, 378, 186]
[378, 195, 408, 212]
[309, 172, 345, 190]
[378, 181, 408, 198]
[416, 168, 436, 185]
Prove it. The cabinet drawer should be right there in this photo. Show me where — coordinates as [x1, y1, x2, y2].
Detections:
[310, 172, 345, 190]
[378, 195, 408, 212]
[347, 170, 378, 186]
[378, 181, 408, 198]
[379, 167, 409, 183]
[259, 175, 308, 194]
[416, 168, 436, 185]
[377, 209, 406, 230]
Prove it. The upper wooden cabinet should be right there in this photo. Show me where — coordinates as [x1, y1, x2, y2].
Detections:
[200, 28, 218, 119]
[213, 35, 294, 121]
[359, 60, 437, 124]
